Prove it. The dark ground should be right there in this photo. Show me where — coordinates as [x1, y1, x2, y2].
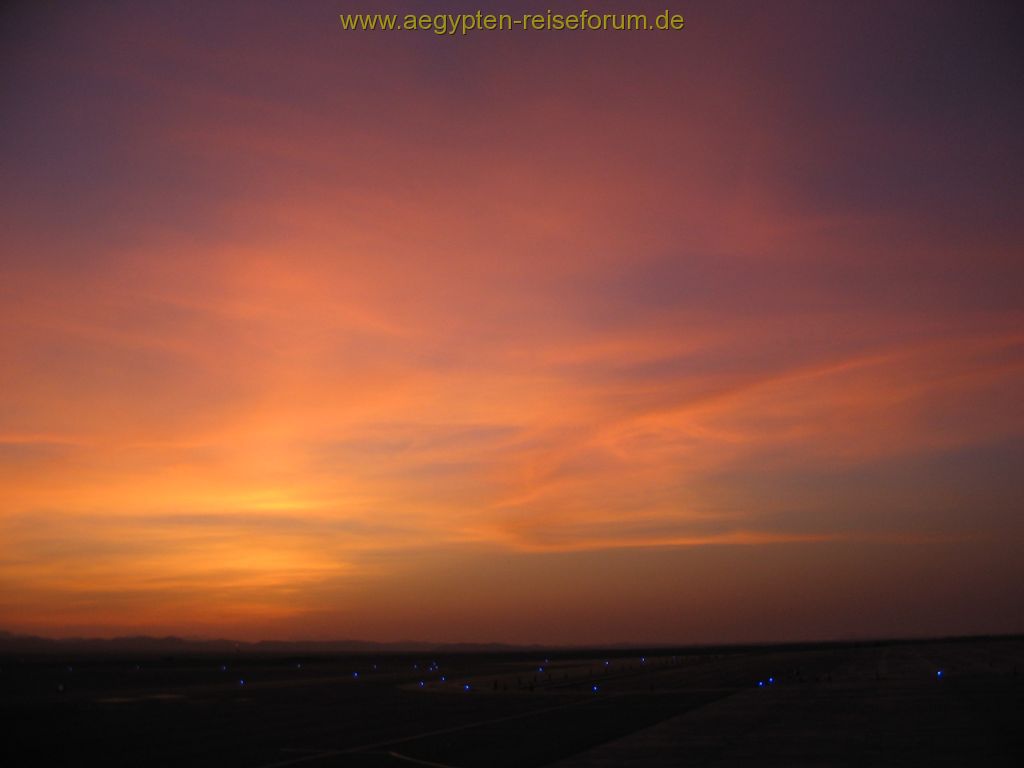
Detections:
[1, 636, 1021, 766]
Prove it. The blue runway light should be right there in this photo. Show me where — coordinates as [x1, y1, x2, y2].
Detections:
[352, 672, 359, 678]
[768, 677, 775, 684]
[441, 676, 446, 682]
[757, 680, 765, 687]
[419, 680, 425, 687]
[591, 684, 599, 692]
[937, 670, 944, 678]
[239, 679, 246, 686]
[464, 684, 471, 691]
[538, 667, 544, 673]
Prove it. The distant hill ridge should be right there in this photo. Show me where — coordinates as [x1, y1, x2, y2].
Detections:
[0, 630, 538, 655]
[2, 630, 1018, 657]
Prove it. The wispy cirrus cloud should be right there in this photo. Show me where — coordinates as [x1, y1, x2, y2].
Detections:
[1, 0, 1022, 641]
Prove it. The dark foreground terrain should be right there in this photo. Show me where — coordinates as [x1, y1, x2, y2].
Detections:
[1, 636, 1021, 766]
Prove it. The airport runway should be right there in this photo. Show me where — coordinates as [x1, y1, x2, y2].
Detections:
[2, 638, 1021, 766]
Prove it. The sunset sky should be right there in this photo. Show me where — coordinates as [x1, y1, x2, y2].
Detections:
[1, 1, 1022, 644]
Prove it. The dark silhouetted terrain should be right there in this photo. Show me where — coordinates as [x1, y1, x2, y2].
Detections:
[1, 635, 1021, 766]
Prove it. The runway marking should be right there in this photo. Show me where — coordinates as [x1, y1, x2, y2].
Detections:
[387, 751, 462, 768]
[96, 693, 185, 704]
[259, 695, 606, 768]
